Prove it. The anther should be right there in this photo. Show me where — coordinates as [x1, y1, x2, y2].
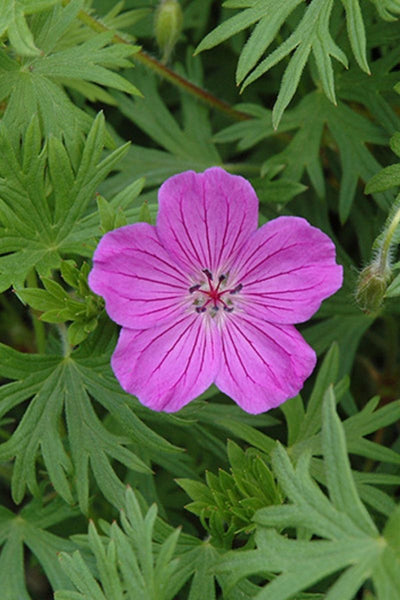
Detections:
[218, 274, 226, 283]
[196, 306, 207, 313]
[202, 268, 213, 279]
[223, 306, 234, 313]
[189, 284, 201, 293]
[230, 283, 243, 295]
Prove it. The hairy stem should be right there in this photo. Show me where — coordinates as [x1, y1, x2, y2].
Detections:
[379, 204, 400, 273]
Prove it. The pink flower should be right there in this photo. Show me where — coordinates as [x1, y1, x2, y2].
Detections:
[89, 168, 342, 414]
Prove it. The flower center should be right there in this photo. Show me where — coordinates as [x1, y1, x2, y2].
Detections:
[189, 268, 243, 315]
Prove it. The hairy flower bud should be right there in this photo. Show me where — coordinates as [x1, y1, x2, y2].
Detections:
[154, 0, 183, 63]
[355, 263, 390, 313]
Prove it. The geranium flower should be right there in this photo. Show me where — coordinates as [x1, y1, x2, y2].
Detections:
[89, 167, 342, 414]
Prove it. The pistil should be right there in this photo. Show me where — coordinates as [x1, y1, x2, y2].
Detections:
[189, 269, 243, 315]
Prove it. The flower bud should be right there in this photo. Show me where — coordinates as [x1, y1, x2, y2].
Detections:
[355, 262, 390, 313]
[154, 0, 183, 63]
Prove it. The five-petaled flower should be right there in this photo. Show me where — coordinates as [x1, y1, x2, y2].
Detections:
[89, 168, 343, 414]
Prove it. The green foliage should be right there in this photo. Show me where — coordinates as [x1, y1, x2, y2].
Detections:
[0, 0, 60, 56]
[56, 488, 184, 600]
[215, 91, 392, 221]
[0, 495, 77, 599]
[0, 112, 129, 292]
[195, 0, 378, 127]
[216, 391, 400, 599]
[0, 325, 186, 513]
[366, 133, 400, 194]
[371, 0, 400, 21]
[0, 0, 141, 139]
[56, 486, 264, 600]
[177, 440, 282, 548]
[17, 262, 104, 346]
[108, 62, 222, 191]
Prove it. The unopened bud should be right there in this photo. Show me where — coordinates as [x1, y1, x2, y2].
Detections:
[355, 263, 390, 314]
[154, 0, 183, 63]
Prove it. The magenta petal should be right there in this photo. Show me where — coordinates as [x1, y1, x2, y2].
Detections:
[232, 216, 343, 324]
[89, 222, 189, 329]
[215, 314, 316, 414]
[156, 167, 258, 272]
[111, 316, 221, 412]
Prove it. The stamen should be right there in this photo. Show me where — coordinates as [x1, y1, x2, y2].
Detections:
[192, 269, 241, 316]
[230, 283, 243, 295]
[189, 284, 201, 293]
[215, 273, 226, 293]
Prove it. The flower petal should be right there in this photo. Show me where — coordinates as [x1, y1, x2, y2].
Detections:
[89, 222, 189, 329]
[157, 167, 258, 273]
[215, 314, 316, 414]
[111, 316, 221, 412]
[232, 216, 343, 324]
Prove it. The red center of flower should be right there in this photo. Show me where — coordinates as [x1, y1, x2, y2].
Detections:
[189, 269, 243, 314]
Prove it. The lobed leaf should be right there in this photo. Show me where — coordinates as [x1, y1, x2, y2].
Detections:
[0, 0, 60, 56]
[0, 114, 129, 292]
[0, 0, 141, 140]
[215, 394, 400, 598]
[195, 0, 375, 126]
[0, 335, 185, 513]
[0, 497, 76, 599]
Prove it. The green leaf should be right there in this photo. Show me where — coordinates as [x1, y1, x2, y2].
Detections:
[195, 0, 280, 55]
[370, 0, 400, 21]
[0, 1, 141, 140]
[217, 92, 391, 219]
[0, 496, 76, 599]
[34, 32, 140, 95]
[322, 387, 378, 536]
[112, 65, 220, 176]
[251, 178, 307, 205]
[138, 200, 153, 225]
[0, 0, 60, 56]
[366, 164, 400, 194]
[279, 395, 305, 447]
[178, 440, 281, 548]
[343, 397, 400, 465]
[216, 397, 400, 598]
[295, 343, 340, 443]
[0, 113, 129, 291]
[337, 47, 400, 135]
[386, 271, 400, 297]
[341, 0, 370, 74]
[235, 0, 303, 86]
[57, 488, 186, 600]
[0, 336, 186, 512]
[196, 0, 365, 126]
[303, 313, 373, 377]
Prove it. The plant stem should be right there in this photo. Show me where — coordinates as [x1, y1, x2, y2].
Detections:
[379, 204, 400, 273]
[26, 270, 46, 354]
[57, 323, 71, 358]
[63, 2, 251, 122]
